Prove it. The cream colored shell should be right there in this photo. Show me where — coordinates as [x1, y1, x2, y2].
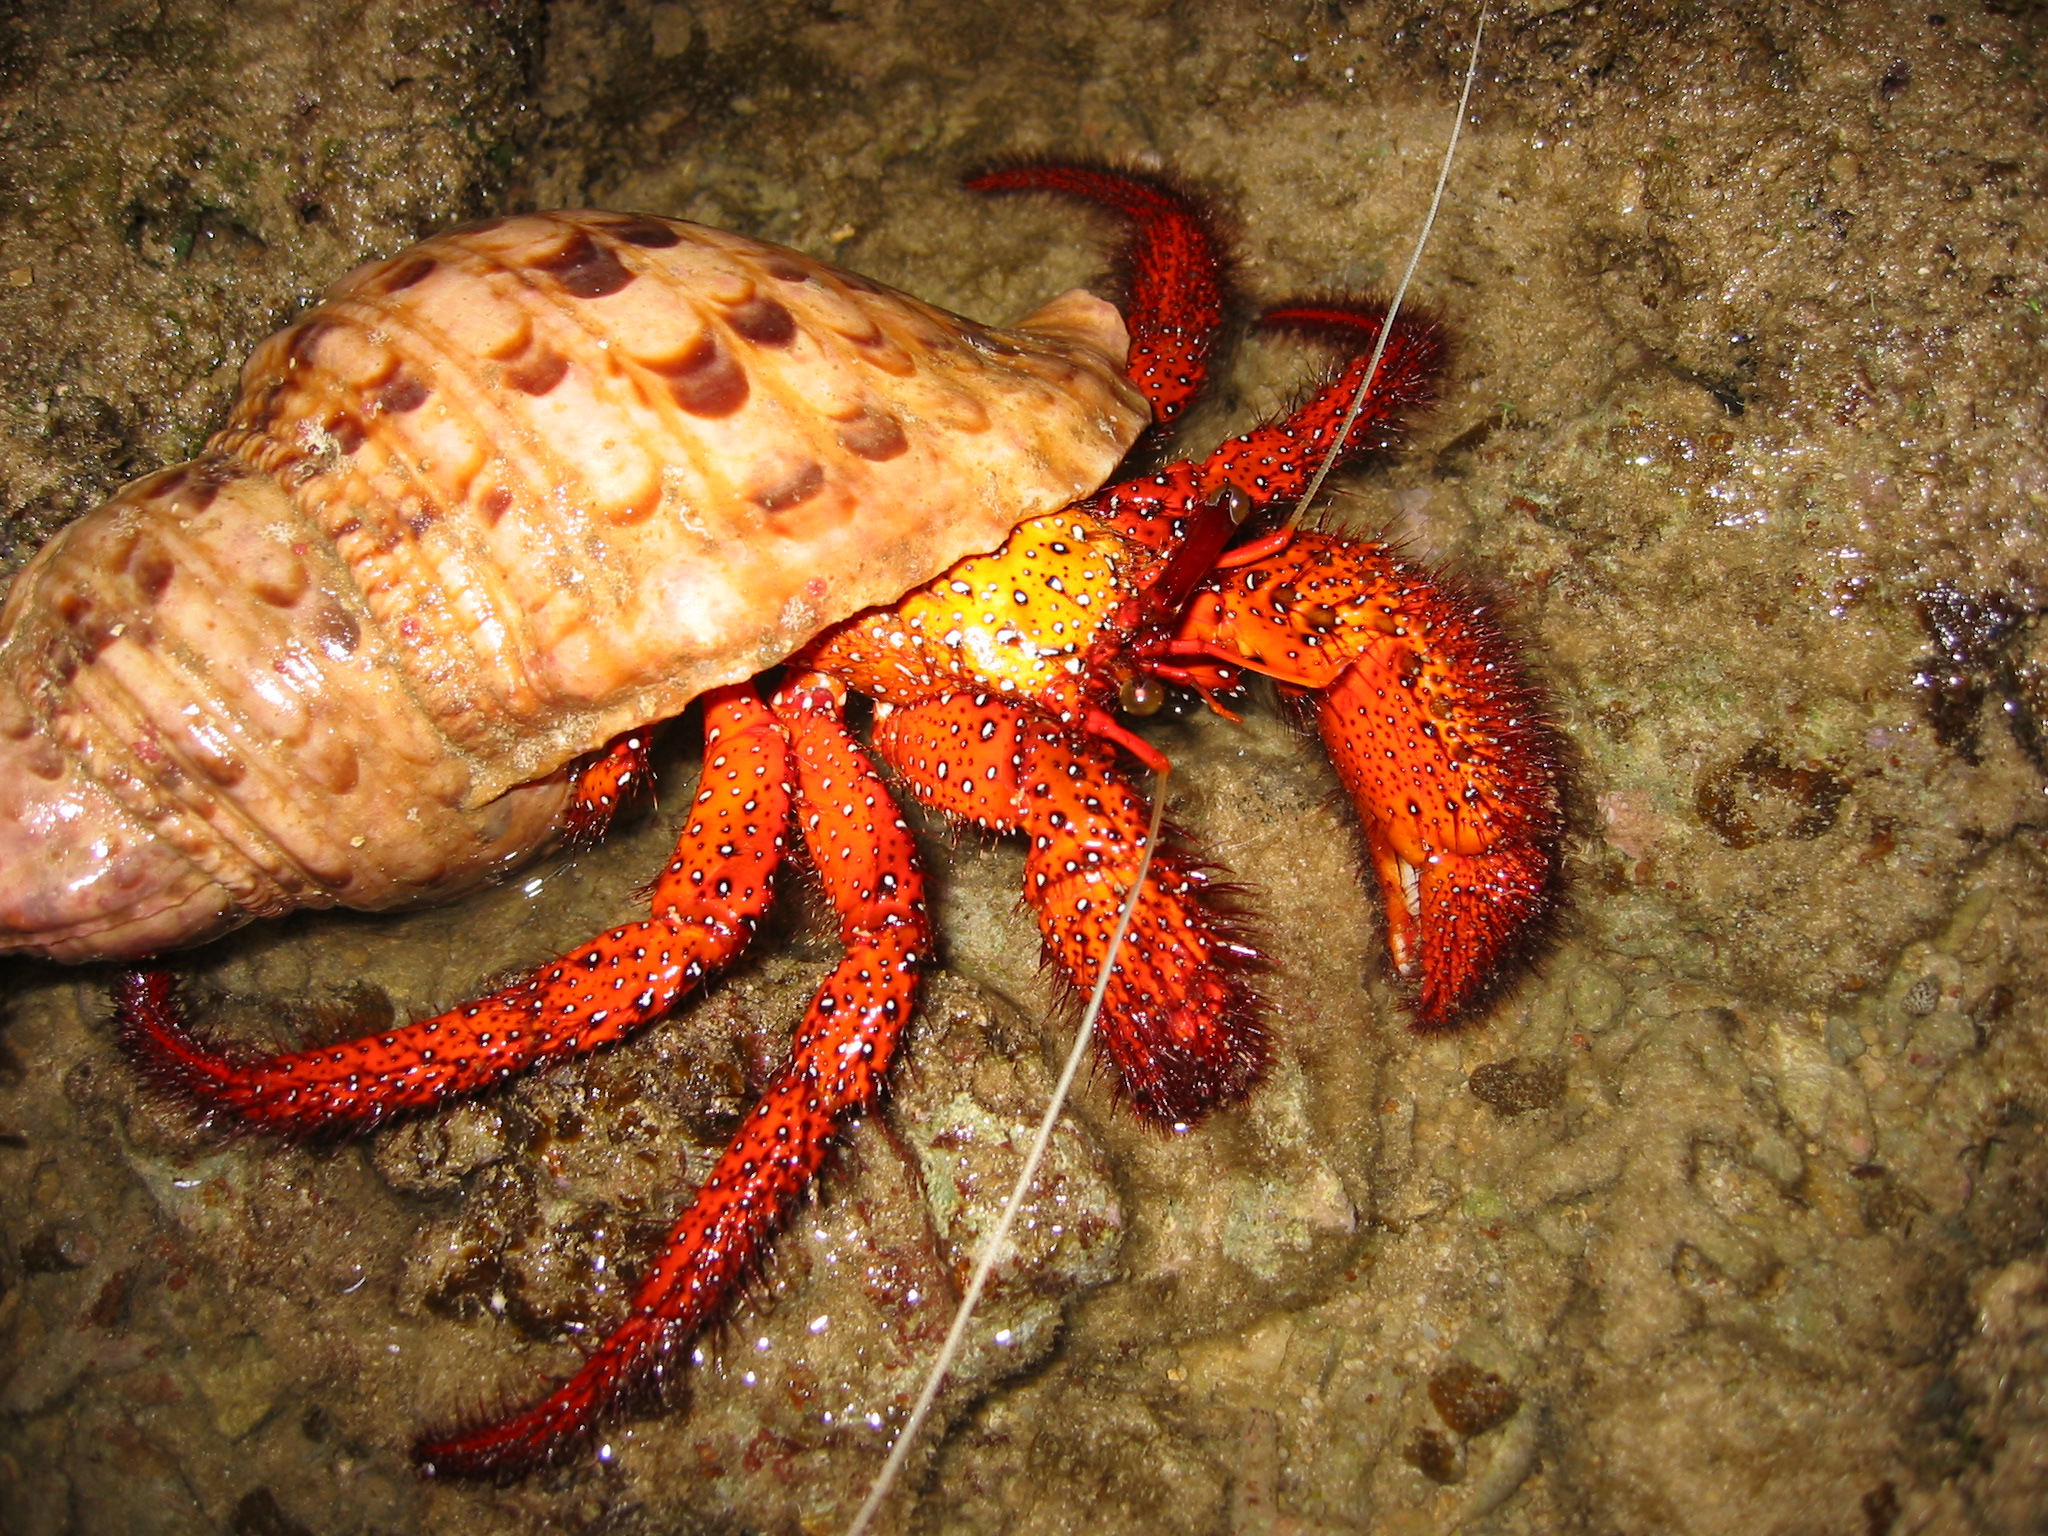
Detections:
[0, 210, 1146, 960]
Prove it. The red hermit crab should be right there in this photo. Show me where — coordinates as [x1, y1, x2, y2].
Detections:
[9, 164, 1559, 1476]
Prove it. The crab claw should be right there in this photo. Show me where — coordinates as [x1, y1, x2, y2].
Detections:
[1359, 824, 1556, 1027]
[1313, 596, 1561, 1027]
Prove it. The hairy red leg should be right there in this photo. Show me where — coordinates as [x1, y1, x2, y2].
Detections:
[966, 162, 1224, 430]
[1080, 300, 1444, 562]
[871, 693, 1263, 1124]
[416, 671, 928, 1476]
[1196, 303, 1445, 505]
[1165, 534, 1559, 1025]
[117, 686, 794, 1133]
[561, 729, 654, 846]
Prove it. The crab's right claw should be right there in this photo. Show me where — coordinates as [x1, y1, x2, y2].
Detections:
[1359, 826, 1557, 1027]
[1313, 592, 1562, 1028]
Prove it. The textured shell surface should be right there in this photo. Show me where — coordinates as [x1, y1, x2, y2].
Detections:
[0, 210, 1146, 962]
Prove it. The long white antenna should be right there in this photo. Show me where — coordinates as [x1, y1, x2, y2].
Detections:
[845, 776, 1170, 1536]
[1290, 6, 1489, 527]
[845, 15, 1487, 1529]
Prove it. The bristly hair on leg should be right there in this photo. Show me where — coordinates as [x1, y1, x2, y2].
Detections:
[115, 969, 407, 1144]
[562, 730, 657, 849]
[1201, 299, 1449, 538]
[1298, 557, 1567, 1030]
[1025, 817, 1271, 1127]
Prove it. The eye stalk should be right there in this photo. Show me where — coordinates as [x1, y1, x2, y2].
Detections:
[1119, 673, 1167, 717]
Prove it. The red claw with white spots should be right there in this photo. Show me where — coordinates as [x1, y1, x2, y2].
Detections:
[111, 163, 1561, 1475]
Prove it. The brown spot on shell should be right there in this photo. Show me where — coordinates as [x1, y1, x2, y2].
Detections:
[836, 409, 909, 462]
[853, 332, 917, 378]
[310, 604, 360, 659]
[763, 259, 813, 284]
[125, 540, 175, 601]
[960, 321, 1026, 357]
[480, 485, 514, 524]
[299, 847, 357, 889]
[925, 389, 991, 432]
[380, 255, 437, 292]
[603, 476, 663, 527]
[752, 461, 825, 513]
[24, 739, 63, 780]
[659, 332, 749, 417]
[507, 348, 569, 396]
[326, 413, 366, 455]
[286, 321, 334, 371]
[0, 688, 32, 741]
[726, 296, 797, 347]
[193, 741, 247, 788]
[74, 616, 120, 661]
[602, 215, 683, 249]
[249, 551, 310, 608]
[532, 229, 634, 299]
[303, 733, 360, 796]
[484, 315, 534, 363]
[378, 370, 430, 414]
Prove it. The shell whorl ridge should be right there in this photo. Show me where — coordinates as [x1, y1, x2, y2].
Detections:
[0, 210, 1146, 960]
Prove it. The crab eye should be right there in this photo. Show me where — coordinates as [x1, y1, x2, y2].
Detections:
[1119, 674, 1166, 717]
[1211, 484, 1253, 525]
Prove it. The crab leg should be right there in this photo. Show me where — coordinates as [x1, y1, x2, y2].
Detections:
[966, 162, 1225, 430]
[1167, 534, 1560, 1024]
[1201, 302, 1446, 505]
[1086, 300, 1445, 560]
[415, 671, 928, 1474]
[870, 692, 1263, 1124]
[118, 685, 796, 1131]
[560, 729, 655, 846]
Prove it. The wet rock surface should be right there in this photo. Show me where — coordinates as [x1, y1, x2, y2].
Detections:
[4, 1, 2048, 1533]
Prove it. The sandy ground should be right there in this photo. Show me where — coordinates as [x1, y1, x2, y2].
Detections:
[2, 1, 2047, 1532]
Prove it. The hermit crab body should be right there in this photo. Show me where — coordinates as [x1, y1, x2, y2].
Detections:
[86, 164, 1559, 1479]
[0, 212, 1144, 959]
